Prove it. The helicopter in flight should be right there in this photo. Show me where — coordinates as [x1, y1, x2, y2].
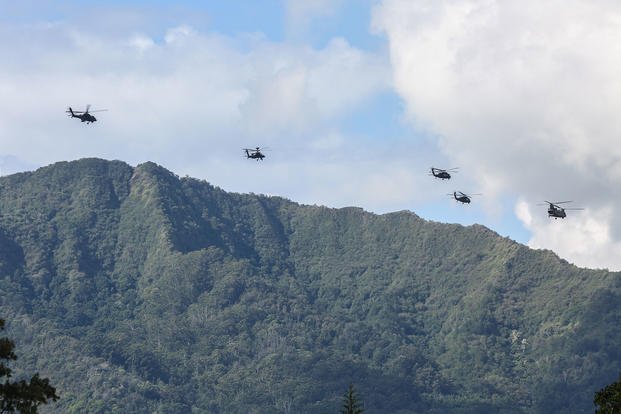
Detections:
[430, 167, 459, 180]
[243, 147, 267, 161]
[66, 105, 107, 124]
[540, 201, 584, 219]
[449, 191, 481, 204]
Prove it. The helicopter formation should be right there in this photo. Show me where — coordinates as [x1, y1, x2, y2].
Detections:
[429, 167, 481, 205]
[428, 166, 583, 219]
[66, 105, 584, 220]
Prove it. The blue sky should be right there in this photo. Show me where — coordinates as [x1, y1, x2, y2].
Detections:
[3, 0, 621, 268]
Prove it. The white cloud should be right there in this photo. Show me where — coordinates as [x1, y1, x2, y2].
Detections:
[1, 20, 437, 216]
[0, 23, 387, 152]
[374, 0, 621, 269]
[0, 155, 37, 176]
[164, 25, 195, 44]
[309, 130, 344, 150]
[240, 37, 388, 134]
[284, 0, 345, 37]
[516, 201, 621, 270]
[128, 34, 155, 52]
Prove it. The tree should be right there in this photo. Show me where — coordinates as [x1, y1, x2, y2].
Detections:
[0, 319, 58, 413]
[340, 384, 363, 414]
[594, 374, 621, 414]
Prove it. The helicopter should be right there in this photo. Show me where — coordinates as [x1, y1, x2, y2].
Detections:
[243, 147, 267, 161]
[66, 105, 107, 124]
[449, 191, 481, 204]
[430, 167, 458, 180]
[540, 201, 584, 219]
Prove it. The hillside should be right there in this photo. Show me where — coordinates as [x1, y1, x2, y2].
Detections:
[0, 158, 619, 413]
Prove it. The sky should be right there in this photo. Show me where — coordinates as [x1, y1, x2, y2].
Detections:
[1, 0, 620, 270]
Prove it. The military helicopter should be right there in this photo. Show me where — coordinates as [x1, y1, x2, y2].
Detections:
[448, 191, 481, 204]
[243, 147, 267, 161]
[66, 105, 107, 124]
[430, 167, 459, 180]
[540, 201, 584, 219]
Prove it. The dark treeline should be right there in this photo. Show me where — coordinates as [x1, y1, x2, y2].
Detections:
[0, 318, 57, 412]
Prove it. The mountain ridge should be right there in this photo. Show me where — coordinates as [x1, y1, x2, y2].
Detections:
[0, 158, 618, 413]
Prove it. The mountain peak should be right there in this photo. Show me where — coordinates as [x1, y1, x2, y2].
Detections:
[0, 159, 619, 413]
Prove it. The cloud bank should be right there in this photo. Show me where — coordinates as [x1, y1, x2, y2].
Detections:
[0, 16, 440, 215]
[374, 0, 621, 269]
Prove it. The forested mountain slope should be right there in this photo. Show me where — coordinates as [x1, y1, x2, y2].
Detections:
[0, 158, 619, 413]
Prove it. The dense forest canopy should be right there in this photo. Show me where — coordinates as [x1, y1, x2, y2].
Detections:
[0, 158, 619, 413]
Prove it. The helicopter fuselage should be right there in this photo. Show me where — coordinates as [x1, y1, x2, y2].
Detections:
[454, 192, 471, 203]
[548, 206, 566, 219]
[68, 107, 97, 123]
[245, 149, 265, 160]
[431, 168, 451, 179]
[76, 113, 97, 123]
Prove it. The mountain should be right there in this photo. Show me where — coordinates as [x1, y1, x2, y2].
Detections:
[0, 158, 619, 413]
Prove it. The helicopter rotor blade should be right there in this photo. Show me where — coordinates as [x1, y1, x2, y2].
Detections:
[85, 104, 91, 113]
[551, 200, 573, 204]
[564, 208, 584, 211]
[88, 109, 108, 112]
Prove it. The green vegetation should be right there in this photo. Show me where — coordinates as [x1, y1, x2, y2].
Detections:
[595, 373, 621, 413]
[0, 158, 619, 413]
[341, 384, 364, 414]
[0, 319, 58, 413]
